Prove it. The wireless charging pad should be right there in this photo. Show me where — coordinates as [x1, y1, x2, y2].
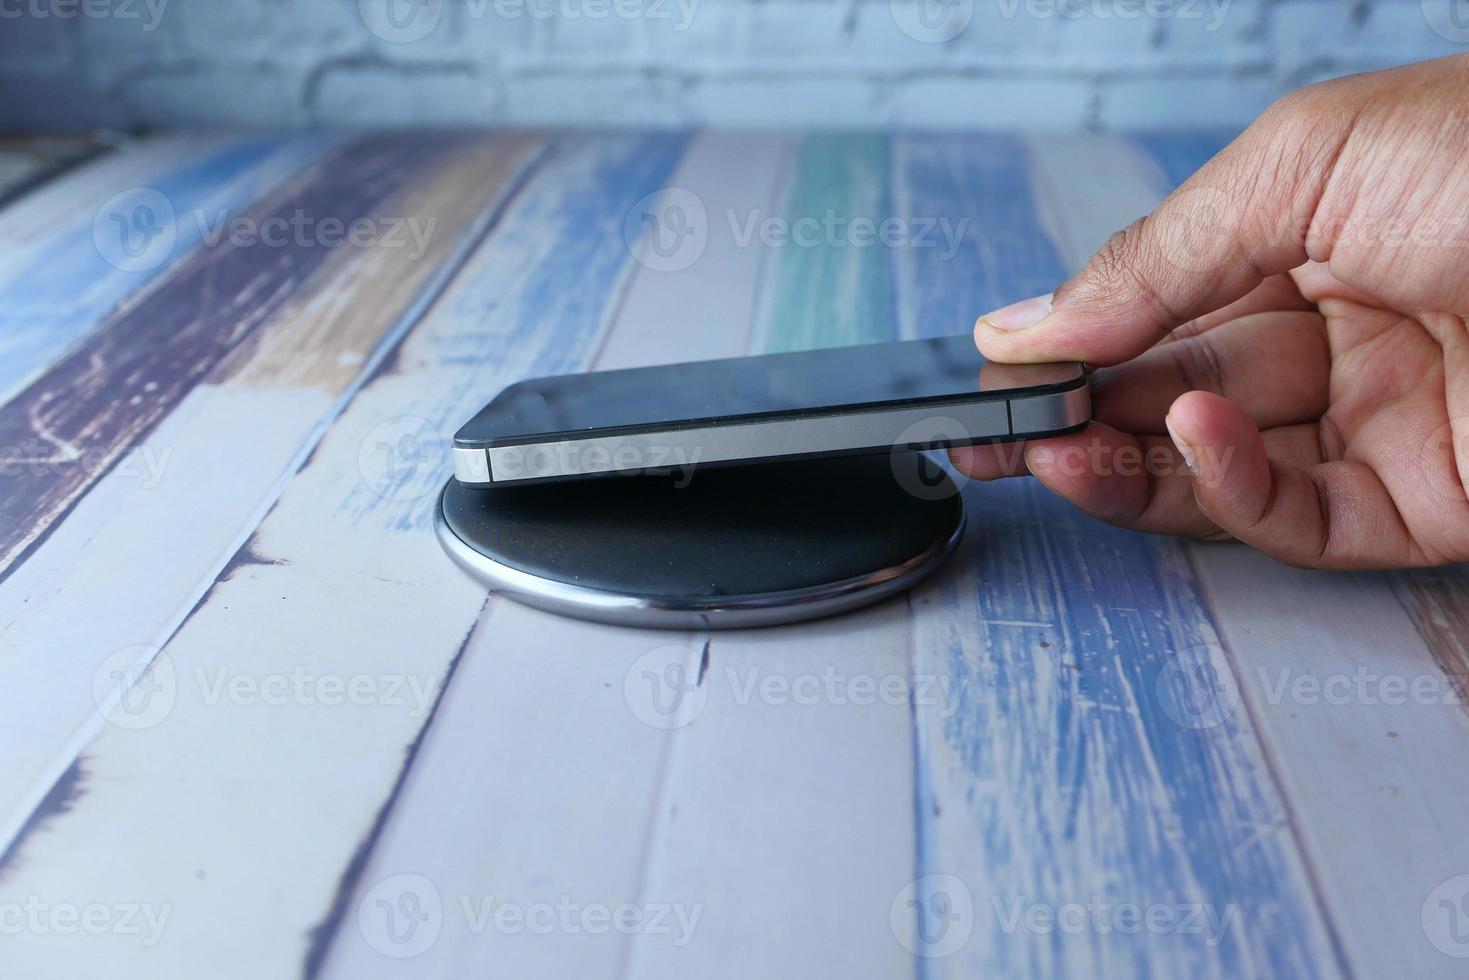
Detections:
[435, 454, 966, 629]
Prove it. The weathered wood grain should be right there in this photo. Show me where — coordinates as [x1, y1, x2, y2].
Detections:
[753, 133, 894, 353]
[0, 134, 483, 580]
[0, 134, 687, 979]
[622, 132, 917, 980]
[0, 134, 547, 854]
[0, 136, 104, 210]
[317, 132, 915, 980]
[1119, 131, 1469, 979]
[1197, 551, 1469, 980]
[0, 135, 333, 403]
[1, 126, 1460, 980]
[893, 132, 1341, 978]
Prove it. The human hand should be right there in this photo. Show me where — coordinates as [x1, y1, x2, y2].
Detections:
[953, 55, 1469, 570]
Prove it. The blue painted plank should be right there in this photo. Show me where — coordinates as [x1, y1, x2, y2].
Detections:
[893, 132, 1343, 978]
[1133, 131, 1235, 191]
[0, 135, 333, 400]
[339, 131, 691, 532]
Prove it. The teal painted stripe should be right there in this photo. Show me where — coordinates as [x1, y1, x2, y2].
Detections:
[894, 133, 1343, 978]
[759, 134, 896, 352]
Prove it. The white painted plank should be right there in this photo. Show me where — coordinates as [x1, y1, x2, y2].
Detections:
[620, 605, 920, 980]
[317, 132, 923, 980]
[1191, 548, 1469, 978]
[1021, 132, 1165, 270]
[0, 134, 682, 980]
[0, 136, 543, 850]
[595, 133, 793, 369]
[1025, 130, 1469, 976]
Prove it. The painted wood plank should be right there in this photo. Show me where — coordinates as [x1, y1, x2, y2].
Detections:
[621, 132, 916, 980]
[892, 132, 1341, 977]
[314, 132, 914, 980]
[752, 133, 894, 353]
[0, 134, 334, 403]
[0, 134, 495, 581]
[0, 133, 688, 980]
[0, 136, 103, 209]
[1022, 133, 1167, 270]
[0, 134, 547, 852]
[314, 133, 918, 980]
[311, 133, 782, 980]
[1197, 552, 1469, 979]
[1120, 131, 1469, 978]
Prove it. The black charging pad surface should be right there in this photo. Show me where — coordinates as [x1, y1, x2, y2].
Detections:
[435, 454, 965, 629]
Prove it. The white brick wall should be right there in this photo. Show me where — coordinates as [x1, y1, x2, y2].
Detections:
[0, 0, 1461, 132]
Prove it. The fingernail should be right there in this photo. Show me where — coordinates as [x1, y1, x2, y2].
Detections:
[980, 293, 1052, 331]
[1165, 415, 1199, 475]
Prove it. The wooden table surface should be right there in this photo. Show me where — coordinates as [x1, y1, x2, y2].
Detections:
[2, 131, 1467, 979]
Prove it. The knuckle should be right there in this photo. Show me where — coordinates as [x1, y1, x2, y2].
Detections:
[1169, 336, 1229, 396]
[1076, 217, 1180, 324]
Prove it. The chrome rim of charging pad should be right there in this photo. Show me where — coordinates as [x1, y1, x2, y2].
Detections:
[434, 455, 966, 630]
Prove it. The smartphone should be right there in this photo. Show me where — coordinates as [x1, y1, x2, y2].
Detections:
[452, 334, 1089, 486]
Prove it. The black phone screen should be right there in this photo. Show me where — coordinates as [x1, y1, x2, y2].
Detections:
[456, 335, 1083, 448]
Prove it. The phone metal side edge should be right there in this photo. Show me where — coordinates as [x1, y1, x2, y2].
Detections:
[452, 385, 1091, 486]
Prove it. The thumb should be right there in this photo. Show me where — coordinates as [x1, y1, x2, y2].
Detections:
[975, 96, 1349, 366]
